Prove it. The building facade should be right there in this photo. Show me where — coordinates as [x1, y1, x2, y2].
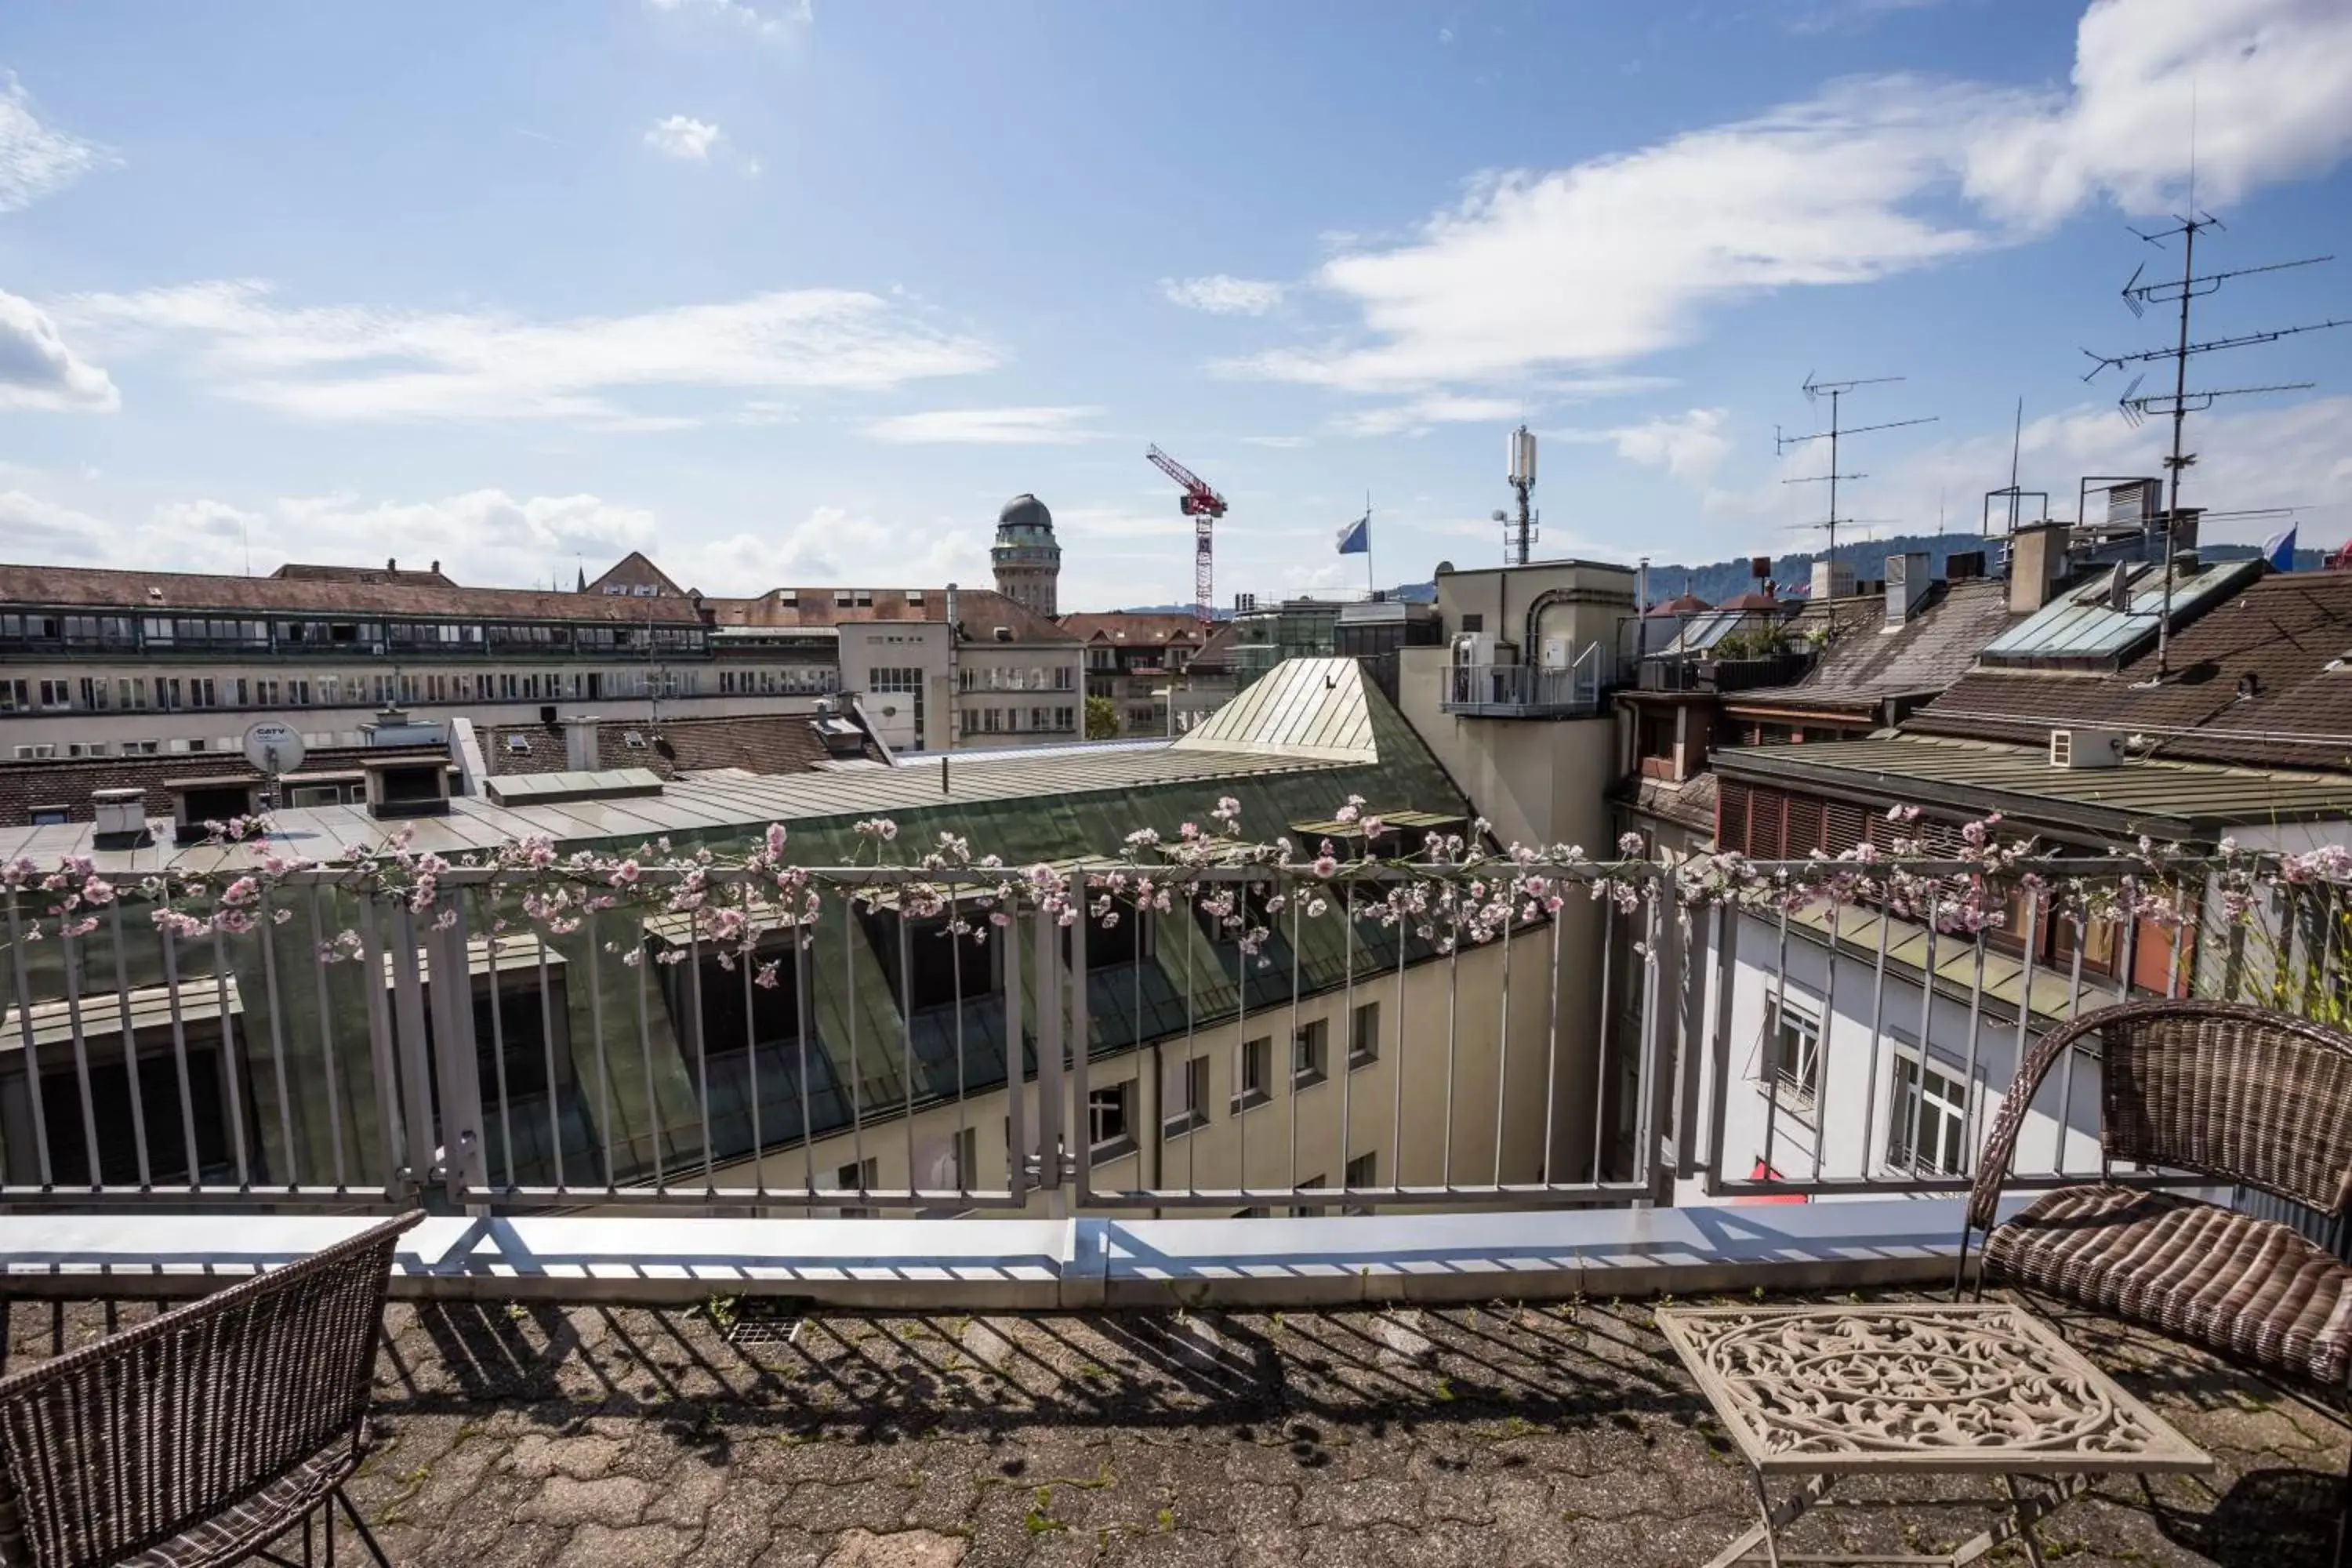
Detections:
[1060, 612, 1225, 738]
[0, 559, 840, 771]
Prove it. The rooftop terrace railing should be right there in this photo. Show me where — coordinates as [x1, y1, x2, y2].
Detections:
[2, 818, 2343, 1238]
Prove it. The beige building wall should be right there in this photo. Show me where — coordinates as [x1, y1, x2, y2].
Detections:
[695, 924, 1593, 1215]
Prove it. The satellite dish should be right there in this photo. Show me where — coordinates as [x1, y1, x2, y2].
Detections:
[243, 720, 307, 778]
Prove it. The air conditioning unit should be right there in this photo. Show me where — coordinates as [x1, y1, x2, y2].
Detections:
[1452, 632, 1496, 667]
[2049, 728, 2125, 770]
[1541, 636, 1573, 670]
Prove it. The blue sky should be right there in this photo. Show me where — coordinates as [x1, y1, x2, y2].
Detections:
[2, 0, 2349, 609]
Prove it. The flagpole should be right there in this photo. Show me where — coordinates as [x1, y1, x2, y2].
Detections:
[1363, 491, 1375, 597]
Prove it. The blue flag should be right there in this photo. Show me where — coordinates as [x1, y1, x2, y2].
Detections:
[1336, 512, 1370, 554]
[2263, 524, 2298, 572]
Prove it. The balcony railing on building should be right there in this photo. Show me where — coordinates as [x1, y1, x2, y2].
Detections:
[1440, 645, 1609, 718]
[1635, 648, 1815, 693]
[1, 847, 2339, 1253]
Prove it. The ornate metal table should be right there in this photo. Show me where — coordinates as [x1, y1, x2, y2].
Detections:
[1655, 1303, 2211, 1568]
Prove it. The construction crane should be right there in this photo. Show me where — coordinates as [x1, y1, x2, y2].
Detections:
[1145, 445, 1227, 624]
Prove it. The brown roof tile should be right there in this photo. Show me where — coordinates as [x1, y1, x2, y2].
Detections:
[0, 743, 448, 827]
[481, 713, 877, 781]
[1726, 579, 2024, 716]
[1904, 571, 2352, 771]
[1058, 612, 1207, 647]
[0, 563, 706, 624]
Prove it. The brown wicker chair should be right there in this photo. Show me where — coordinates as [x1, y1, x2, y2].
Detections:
[0, 1210, 422, 1568]
[1964, 998, 2352, 1559]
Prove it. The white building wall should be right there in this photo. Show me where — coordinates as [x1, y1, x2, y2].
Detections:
[1676, 909, 2114, 1207]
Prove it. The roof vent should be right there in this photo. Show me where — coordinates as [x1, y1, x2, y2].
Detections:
[622, 729, 646, 748]
[993, 626, 1012, 641]
[503, 733, 531, 753]
[2049, 728, 2124, 770]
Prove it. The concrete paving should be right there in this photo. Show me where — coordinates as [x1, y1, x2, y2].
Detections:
[3, 1290, 2339, 1566]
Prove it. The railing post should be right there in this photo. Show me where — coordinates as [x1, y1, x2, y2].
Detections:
[385, 906, 440, 1202]
[428, 902, 489, 1206]
[1033, 903, 1065, 1215]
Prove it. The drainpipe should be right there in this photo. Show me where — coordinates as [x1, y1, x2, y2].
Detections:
[944, 582, 961, 753]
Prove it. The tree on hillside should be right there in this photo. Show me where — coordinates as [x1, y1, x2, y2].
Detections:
[1084, 695, 1120, 740]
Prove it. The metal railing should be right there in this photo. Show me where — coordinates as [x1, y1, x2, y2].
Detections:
[1440, 648, 1608, 717]
[1, 856, 2335, 1228]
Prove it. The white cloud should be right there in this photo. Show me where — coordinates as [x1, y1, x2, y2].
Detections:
[644, 114, 724, 161]
[673, 506, 981, 587]
[645, 0, 809, 41]
[0, 491, 114, 561]
[1555, 408, 1732, 482]
[861, 405, 1104, 445]
[0, 73, 107, 213]
[1232, 0, 2352, 394]
[0, 289, 118, 412]
[1239, 434, 1312, 448]
[1965, 0, 2352, 226]
[56, 280, 998, 423]
[1160, 275, 1286, 316]
[1329, 394, 1523, 437]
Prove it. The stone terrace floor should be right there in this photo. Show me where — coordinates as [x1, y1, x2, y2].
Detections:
[5, 1289, 2344, 1567]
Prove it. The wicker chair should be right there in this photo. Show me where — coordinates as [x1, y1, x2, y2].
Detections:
[0, 1210, 422, 1568]
[1965, 999, 2352, 1558]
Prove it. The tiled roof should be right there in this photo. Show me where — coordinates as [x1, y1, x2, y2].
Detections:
[1717, 731, 2352, 838]
[0, 744, 448, 826]
[582, 551, 688, 598]
[1904, 571, 2352, 771]
[0, 563, 706, 624]
[480, 713, 880, 781]
[1725, 579, 2023, 715]
[1618, 771, 1719, 836]
[271, 561, 456, 588]
[1058, 612, 1207, 646]
[703, 586, 1076, 643]
[1185, 620, 1248, 673]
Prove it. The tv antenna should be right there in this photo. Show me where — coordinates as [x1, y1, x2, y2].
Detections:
[1774, 373, 1937, 567]
[1980, 397, 2049, 536]
[2082, 214, 2347, 677]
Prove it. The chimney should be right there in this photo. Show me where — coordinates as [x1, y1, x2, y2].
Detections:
[562, 714, 601, 771]
[429, 559, 440, 574]
[1884, 552, 1932, 628]
[2008, 521, 2066, 615]
[387, 557, 397, 572]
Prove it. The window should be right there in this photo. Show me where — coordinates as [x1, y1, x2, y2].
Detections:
[1460, 613, 1484, 633]
[1292, 1018, 1328, 1087]
[1349, 1002, 1380, 1067]
[835, 1156, 878, 1218]
[1164, 1054, 1210, 1135]
[946, 1125, 978, 1192]
[1087, 1082, 1134, 1155]
[0, 679, 26, 711]
[37, 679, 69, 709]
[13, 744, 56, 760]
[29, 806, 71, 826]
[1886, 1052, 1969, 1177]
[1294, 1173, 1328, 1218]
[1233, 1036, 1272, 1110]
[1343, 1152, 1377, 1214]
[78, 677, 109, 711]
[188, 678, 217, 710]
[866, 911, 998, 1013]
[1055, 706, 1073, 731]
[1767, 993, 1820, 1107]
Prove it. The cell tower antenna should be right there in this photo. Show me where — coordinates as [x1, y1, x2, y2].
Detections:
[1505, 424, 1538, 565]
[1775, 373, 1937, 565]
[2084, 211, 2347, 679]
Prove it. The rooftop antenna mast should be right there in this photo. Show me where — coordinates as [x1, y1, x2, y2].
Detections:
[2084, 213, 2345, 678]
[1774, 373, 1937, 568]
[1504, 424, 1538, 565]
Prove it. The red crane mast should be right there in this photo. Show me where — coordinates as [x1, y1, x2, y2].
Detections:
[1146, 445, 1227, 624]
